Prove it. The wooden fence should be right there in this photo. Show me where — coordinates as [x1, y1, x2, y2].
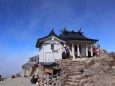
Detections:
[36, 68, 68, 86]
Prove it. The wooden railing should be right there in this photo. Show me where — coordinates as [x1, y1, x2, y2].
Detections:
[37, 60, 69, 86]
[37, 70, 68, 86]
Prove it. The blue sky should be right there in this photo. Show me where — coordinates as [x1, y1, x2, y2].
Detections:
[0, 0, 115, 77]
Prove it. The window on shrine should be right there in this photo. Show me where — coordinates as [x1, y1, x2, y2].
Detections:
[51, 44, 54, 50]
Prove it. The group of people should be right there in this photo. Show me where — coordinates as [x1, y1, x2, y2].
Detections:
[62, 43, 101, 58]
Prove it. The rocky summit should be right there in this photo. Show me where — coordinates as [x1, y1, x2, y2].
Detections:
[56, 56, 115, 86]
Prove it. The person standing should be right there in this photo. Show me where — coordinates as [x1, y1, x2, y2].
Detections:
[66, 47, 70, 59]
[62, 46, 66, 59]
[97, 43, 100, 50]
[96, 47, 100, 57]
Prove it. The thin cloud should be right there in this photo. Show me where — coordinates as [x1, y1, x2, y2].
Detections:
[0, 50, 38, 77]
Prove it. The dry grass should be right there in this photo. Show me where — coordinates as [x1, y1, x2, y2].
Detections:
[109, 52, 115, 62]
[109, 52, 115, 66]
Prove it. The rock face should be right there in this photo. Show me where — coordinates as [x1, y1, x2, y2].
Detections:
[57, 56, 115, 86]
[100, 49, 108, 56]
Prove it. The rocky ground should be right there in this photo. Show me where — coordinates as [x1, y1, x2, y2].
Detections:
[1, 55, 115, 86]
[61, 56, 115, 86]
[0, 77, 36, 86]
[79, 56, 115, 86]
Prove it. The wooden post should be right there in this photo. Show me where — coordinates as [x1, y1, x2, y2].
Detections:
[41, 72, 43, 86]
[86, 45, 88, 57]
[91, 45, 93, 56]
[46, 74, 49, 86]
[77, 44, 80, 56]
[72, 44, 75, 59]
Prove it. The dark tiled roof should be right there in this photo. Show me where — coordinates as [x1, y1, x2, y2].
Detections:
[22, 63, 34, 69]
[29, 55, 39, 59]
[40, 62, 58, 67]
[59, 30, 98, 42]
[36, 29, 98, 48]
[36, 29, 66, 48]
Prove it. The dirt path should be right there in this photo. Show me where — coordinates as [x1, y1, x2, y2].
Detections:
[0, 77, 36, 86]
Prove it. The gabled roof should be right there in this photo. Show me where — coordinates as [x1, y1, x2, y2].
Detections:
[40, 62, 58, 67]
[36, 29, 66, 48]
[36, 29, 98, 48]
[29, 55, 39, 59]
[22, 63, 34, 69]
[59, 29, 98, 43]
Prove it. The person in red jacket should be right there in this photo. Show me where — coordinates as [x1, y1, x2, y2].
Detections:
[96, 47, 100, 57]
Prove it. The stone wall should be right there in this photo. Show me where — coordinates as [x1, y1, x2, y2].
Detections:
[36, 56, 115, 86]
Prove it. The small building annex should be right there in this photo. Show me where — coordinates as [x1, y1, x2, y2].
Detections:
[22, 55, 39, 77]
[36, 29, 98, 63]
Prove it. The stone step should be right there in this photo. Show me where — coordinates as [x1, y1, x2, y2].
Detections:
[68, 64, 84, 66]
[67, 65, 85, 68]
[68, 63, 84, 65]
[63, 85, 70, 86]
[68, 72, 81, 75]
[69, 72, 81, 74]
[64, 82, 79, 86]
[68, 65, 85, 67]
[68, 61, 80, 63]
[67, 79, 80, 83]
[67, 66, 85, 69]
[68, 62, 84, 63]
[70, 61, 84, 63]
[68, 74, 82, 77]
[68, 75, 82, 79]
[69, 61, 84, 63]
[68, 67, 84, 69]
[69, 70, 81, 72]
[67, 69, 84, 71]
[67, 67, 85, 70]
[58, 59, 86, 86]
[67, 65, 84, 67]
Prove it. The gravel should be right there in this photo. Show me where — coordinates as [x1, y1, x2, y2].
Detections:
[0, 77, 36, 86]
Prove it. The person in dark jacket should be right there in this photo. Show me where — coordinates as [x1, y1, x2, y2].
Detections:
[66, 47, 70, 59]
[31, 75, 38, 84]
